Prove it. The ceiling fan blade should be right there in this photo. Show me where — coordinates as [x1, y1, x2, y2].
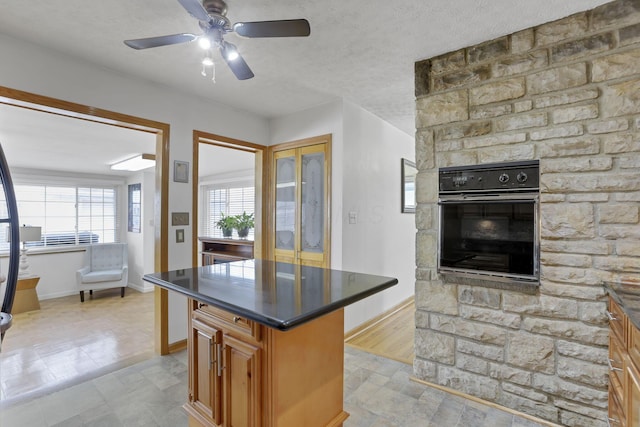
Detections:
[177, 0, 211, 22]
[124, 33, 197, 50]
[233, 19, 310, 38]
[221, 46, 254, 80]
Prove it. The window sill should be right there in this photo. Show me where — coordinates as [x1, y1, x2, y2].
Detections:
[0, 246, 87, 258]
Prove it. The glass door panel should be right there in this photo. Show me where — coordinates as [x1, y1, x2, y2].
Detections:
[300, 150, 324, 254]
[275, 153, 296, 252]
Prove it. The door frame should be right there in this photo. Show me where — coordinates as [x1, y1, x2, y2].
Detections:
[0, 85, 171, 354]
[191, 130, 266, 265]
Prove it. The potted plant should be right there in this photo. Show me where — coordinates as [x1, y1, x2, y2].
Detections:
[234, 212, 254, 239]
[215, 213, 236, 238]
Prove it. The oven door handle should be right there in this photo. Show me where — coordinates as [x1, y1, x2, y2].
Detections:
[439, 194, 539, 203]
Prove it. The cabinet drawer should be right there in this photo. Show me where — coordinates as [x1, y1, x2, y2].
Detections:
[193, 301, 261, 342]
[608, 297, 627, 346]
[609, 388, 626, 427]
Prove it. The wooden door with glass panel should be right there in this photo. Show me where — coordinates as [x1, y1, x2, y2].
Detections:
[273, 140, 329, 268]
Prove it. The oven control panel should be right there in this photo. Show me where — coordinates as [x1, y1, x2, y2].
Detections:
[439, 160, 539, 193]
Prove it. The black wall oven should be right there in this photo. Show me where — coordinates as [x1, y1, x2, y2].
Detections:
[438, 160, 540, 284]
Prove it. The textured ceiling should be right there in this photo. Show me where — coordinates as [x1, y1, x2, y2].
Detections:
[0, 0, 611, 175]
[0, 0, 612, 135]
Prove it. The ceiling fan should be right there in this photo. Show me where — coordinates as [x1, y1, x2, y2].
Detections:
[124, 0, 310, 80]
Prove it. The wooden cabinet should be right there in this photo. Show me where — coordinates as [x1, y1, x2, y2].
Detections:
[185, 298, 348, 427]
[271, 137, 330, 268]
[187, 301, 261, 427]
[607, 296, 640, 427]
[199, 238, 254, 266]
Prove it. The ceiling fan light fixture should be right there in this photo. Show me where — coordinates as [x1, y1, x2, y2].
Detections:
[202, 54, 214, 66]
[222, 42, 239, 61]
[123, 0, 310, 81]
[198, 36, 211, 50]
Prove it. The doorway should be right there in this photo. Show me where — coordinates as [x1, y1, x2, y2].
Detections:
[0, 86, 170, 356]
[192, 131, 265, 266]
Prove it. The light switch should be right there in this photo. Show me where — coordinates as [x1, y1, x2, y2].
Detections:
[349, 211, 357, 224]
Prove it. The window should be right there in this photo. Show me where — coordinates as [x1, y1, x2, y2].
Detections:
[128, 183, 141, 233]
[0, 183, 119, 250]
[203, 182, 254, 239]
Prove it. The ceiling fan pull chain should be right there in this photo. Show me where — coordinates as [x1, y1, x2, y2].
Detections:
[211, 61, 216, 84]
[201, 63, 207, 77]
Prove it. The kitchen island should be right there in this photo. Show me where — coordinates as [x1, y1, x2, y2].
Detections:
[143, 260, 398, 427]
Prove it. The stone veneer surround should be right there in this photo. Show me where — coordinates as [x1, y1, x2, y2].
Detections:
[413, 0, 640, 425]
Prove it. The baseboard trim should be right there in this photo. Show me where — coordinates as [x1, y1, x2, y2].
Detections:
[168, 339, 187, 354]
[410, 376, 562, 427]
[127, 282, 154, 293]
[344, 296, 414, 341]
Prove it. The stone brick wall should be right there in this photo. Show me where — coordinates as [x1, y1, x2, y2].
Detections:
[413, 1, 640, 425]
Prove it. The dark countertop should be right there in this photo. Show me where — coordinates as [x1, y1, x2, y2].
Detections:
[143, 259, 398, 331]
[606, 281, 640, 331]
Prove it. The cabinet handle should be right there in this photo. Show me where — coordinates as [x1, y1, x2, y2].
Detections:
[233, 316, 242, 323]
[208, 338, 214, 370]
[605, 310, 617, 321]
[198, 302, 208, 309]
[607, 358, 623, 372]
[608, 417, 621, 426]
[216, 342, 223, 377]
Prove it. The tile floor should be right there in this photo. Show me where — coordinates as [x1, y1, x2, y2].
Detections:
[0, 346, 550, 427]
[1, 289, 551, 426]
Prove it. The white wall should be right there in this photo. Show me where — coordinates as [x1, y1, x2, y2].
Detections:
[340, 100, 415, 332]
[270, 100, 415, 332]
[1, 250, 85, 300]
[1, 33, 270, 343]
[126, 171, 155, 293]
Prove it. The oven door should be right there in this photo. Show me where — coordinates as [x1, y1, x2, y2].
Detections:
[438, 193, 539, 283]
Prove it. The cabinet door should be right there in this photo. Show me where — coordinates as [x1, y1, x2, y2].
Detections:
[272, 141, 329, 268]
[190, 318, 223, 426]
[627, 359, 640, 427]
[223, 334, 261, 427]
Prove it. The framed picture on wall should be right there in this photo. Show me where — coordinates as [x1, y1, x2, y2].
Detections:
[174, 160, 189, 183]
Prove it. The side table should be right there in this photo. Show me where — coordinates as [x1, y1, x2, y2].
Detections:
[13, 276, 41, 314]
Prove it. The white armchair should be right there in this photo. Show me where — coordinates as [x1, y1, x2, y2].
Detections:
[76, 243, 128, 302]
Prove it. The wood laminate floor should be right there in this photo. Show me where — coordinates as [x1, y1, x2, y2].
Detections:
[0, 288, 154, 403]
[345, 299, 415, 365]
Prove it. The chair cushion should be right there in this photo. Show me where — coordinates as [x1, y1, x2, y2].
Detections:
[80, 269, 124, 284]
[90, 244, 125, 271]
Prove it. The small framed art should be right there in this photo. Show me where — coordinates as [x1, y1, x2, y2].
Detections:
[174, 160, 189, 183]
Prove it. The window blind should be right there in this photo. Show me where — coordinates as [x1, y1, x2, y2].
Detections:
[0, 183, 119, 250]
[203, 184, 254, 239]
